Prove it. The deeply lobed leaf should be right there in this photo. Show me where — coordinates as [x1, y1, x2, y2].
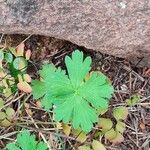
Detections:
[32, 50, 114, 132]
[65, 51, 91, 88]
[6, 130, 48, 150]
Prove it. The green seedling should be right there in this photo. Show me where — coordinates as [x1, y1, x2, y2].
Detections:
[0, 43, 32, 94]
[94, 106, 128, 144]
[126, 94, 140, 106]
[74, 105, 128, 145]
[6, 130, 48, 150]
[32, 50, 114, 132]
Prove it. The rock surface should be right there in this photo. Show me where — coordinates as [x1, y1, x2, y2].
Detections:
[0, 0, 150, 66]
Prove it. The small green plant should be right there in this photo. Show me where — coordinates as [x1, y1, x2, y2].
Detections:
[126, 94, 140, 106]
[98, 106, 128, 144]
[77, 106, 128, 149]
[0, 43, 32, 95]
[32, 50, 114, 132]
[6, 130, 48, 150]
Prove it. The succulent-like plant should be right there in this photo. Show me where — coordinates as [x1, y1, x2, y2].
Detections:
[0, 43, 32, 94]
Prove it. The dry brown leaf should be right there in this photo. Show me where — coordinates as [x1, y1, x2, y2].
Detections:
[17, 82, 32, 93]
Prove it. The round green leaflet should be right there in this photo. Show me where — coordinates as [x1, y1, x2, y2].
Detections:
[5, 52, 13, 63]
[13, 57, 27, 70]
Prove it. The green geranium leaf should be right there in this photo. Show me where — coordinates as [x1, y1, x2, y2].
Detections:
[32, 64, 73, 110]
[32, 50, 114, 132]
[6, 130, 48, 150]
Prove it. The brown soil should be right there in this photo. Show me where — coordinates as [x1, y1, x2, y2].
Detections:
[0, 34, 149, 150]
